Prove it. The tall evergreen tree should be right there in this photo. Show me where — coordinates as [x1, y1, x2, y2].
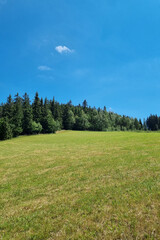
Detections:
[143, 118, 147, 131]
[22, 93, 33, 134]
[2, 95, 14, 123]
[134, 118, 140, 130]
[139, 119, 143, 130]
[40, 97, 44, 118]
[63, 104, 75, 130]
[11, 93, 23, 137]
[54, 102, 63, 128]
[50, 97, 55, 117]
[0, 104, 3, 118]
[82, 100, 88, 113]
[32, 92, 41, 123]
[146, 115, 159, 131]
[41, 109, 58, 133]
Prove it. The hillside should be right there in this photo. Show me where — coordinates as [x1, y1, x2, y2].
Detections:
[0, 131, 160, 239]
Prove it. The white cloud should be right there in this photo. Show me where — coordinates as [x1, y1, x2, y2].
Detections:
[38, 65, 52, 71]
[55, 45, 74, 54]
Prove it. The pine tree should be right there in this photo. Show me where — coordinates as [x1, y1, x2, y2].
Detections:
[13, 93, 23, 137]
[32, 92, 41, 123]
[22, 93, 33, 134]
[2, 95, 14, 123]
[146, 115, 159, 131]
[134, 118, 140, 130]
[0, 104, 3, 118]
[41, 97, 60, 133]
[43, 98, 49, 115]
[143, 118, 147, 131]
[42, 110, 58, 133]
[50, 97, 55, 117]
[139, 119, 143, 130]
[54, 102, 63, 128]
[63, 104, 75, 130]
[103, 106, 107, 112]
[82, 100, 88, 113]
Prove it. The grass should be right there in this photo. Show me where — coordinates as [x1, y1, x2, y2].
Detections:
[0, 131, 160, 240]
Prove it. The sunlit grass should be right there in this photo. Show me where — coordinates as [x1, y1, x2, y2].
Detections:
[0, 131, 160, 239]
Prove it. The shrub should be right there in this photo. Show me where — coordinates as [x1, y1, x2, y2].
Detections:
[31, 121, 42, 134]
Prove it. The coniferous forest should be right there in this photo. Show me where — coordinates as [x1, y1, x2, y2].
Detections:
[0, 92, 159, 140]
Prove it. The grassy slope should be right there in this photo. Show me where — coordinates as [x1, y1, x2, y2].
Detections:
[0, 131, 160, 240]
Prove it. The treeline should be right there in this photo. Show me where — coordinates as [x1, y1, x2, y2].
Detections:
[0, 92, 156, 140]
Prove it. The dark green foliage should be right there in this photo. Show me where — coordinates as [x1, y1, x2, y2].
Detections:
[82, 100, 88, 113]
[1, 91, 160, 141]
[32, 92, 41, 123]
[22, 93, 33, 134]
[2, 95, 14, 122]
[63, 104, 75, 130]
[12, 93, 23, 137]
[143, 119, 147, 131]
[74, 110, 90, 130]
[53, 102, 63, 128]
[0, 104, 3, 118]
[90, 110, 108, 131]
[139, 119, 143, 130]
[134, 118, 141, 130]
[146, 115, 159, 131]
[42, 110, 59, 133]
[0, 118, 12, 140]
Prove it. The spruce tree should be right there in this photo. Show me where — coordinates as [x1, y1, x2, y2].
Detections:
[32, 92, 41, 123]
[134, 118, 140, 130]
[50, 97, 55, 117]
[82, 100, 88, 113]
[0, 104, 2, 118]
[54, 102, 63, 128]
[143, 119, 147, 131]
[139, 119, 143, 130]
[13, 93, 23, 137]
[42, 109, 58, 133]
[40, 97, 44, 118]
[63, 104, 75, 130]
[2, 95, 14, 123]
[22, 93, 33, 134]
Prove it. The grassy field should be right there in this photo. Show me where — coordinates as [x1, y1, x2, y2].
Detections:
[0, 131, 160, 240]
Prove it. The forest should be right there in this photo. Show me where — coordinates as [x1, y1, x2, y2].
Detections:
[0, 92, 159, 140]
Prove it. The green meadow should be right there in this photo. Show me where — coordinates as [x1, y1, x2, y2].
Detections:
[0, 131, 160, 240]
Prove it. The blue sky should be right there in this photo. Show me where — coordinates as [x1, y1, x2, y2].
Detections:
[1, 0, 160, 119]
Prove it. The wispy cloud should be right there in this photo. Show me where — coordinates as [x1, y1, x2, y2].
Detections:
[38, 65, 52, 71]
[55, 45, 74, 54]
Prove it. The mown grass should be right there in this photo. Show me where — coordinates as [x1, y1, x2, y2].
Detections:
[0, 131, 160, 240]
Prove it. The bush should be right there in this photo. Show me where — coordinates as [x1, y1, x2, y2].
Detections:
[31, 121, 42, 134]
[42, 111, 59, 133]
